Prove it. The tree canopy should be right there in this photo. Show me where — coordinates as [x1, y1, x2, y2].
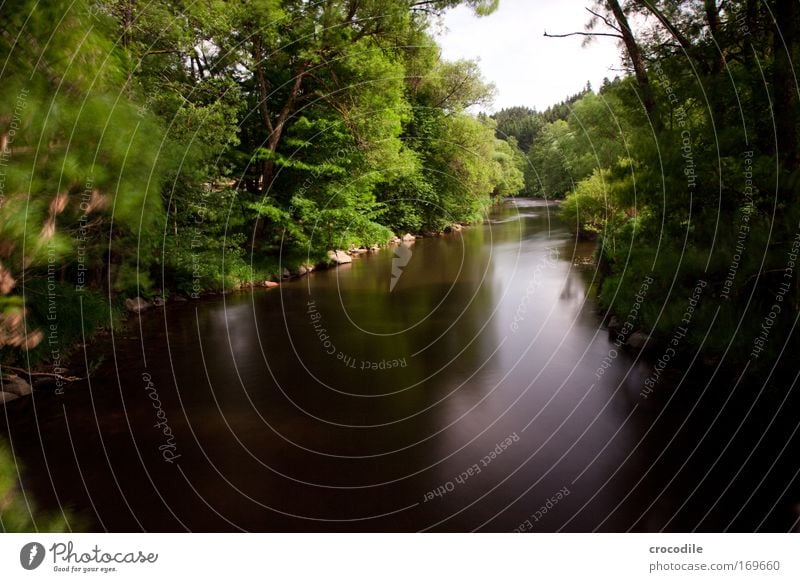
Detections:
[0, 0, 524, 360]
[538, 0, 800, 363]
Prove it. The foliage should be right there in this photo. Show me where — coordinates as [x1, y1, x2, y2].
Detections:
[491, 106, 543, 152]
[0, 0, 166, 353]
[549, 0, 800, 365]
[0, 0, 522, 365]
[0, 441, 71, 532]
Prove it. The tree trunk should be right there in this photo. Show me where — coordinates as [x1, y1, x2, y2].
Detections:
[772, 0, 799, 171]
[606, 0, 659, 127]
[257, 60, 309, 193]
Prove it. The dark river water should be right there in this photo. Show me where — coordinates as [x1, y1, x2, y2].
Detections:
[3, 200, 799, 532]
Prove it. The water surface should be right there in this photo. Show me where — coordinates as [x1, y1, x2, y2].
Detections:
[3, 200, 798, 532]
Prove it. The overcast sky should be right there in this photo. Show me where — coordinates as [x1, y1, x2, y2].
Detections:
[436, 0, 622, 112]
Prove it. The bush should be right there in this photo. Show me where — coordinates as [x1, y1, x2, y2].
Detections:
[0, 440, 72, 532]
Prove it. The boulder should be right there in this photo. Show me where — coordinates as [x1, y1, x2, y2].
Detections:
[626, 331, 650, 350]
[401, 233, 415, 242]
[265, 281, 280, 288]
[0, 392, 19, 405]
[3, 375, 31, 396]
[152, 296, 165, 307]
[124, 297, 150, 314]
[296, 264, 314, 277]
[370, 244, 381, 252]
[327, 250, 353, 265]
[282, 268, 291, 279]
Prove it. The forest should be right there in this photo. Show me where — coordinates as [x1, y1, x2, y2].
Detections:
[494, 0, 800, 365]
[4, 0, 797, 367]
[0, 0, 524, 364]
[1, 0, 800, 535]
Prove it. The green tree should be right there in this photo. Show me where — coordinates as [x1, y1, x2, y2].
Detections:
[547, 0, 800, 362]
[491, 106, 543, 152]
[526, 120, 577, 198]
[1, 0, 165, 354]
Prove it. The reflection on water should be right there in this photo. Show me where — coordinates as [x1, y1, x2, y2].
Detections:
[2, 199, 798, 531]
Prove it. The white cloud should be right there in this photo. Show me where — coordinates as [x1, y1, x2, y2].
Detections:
[436, 0, 622, 112]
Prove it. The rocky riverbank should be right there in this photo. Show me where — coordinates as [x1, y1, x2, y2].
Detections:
[0, 227, 468, 406]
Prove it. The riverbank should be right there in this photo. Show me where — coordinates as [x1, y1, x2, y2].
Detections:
[0, 197, 553, 406]
[3, 197, 796, 533]
[0, 223, 474, 406]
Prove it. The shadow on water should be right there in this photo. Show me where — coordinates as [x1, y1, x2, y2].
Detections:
[2, 198, 798, 531]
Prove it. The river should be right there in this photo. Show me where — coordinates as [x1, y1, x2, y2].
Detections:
[3, 199, 798, 532]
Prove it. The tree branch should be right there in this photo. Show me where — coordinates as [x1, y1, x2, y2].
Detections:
[141, 48, 176, 56]
[271, 61, 310, 148]
[544, 30, 623, 39]
[252, 38, 275, 136]
[585, 7, 622, 34]
[636, 0, 711, 72]
[2, 366, 82, 382]
[345, 0, 359, 23]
